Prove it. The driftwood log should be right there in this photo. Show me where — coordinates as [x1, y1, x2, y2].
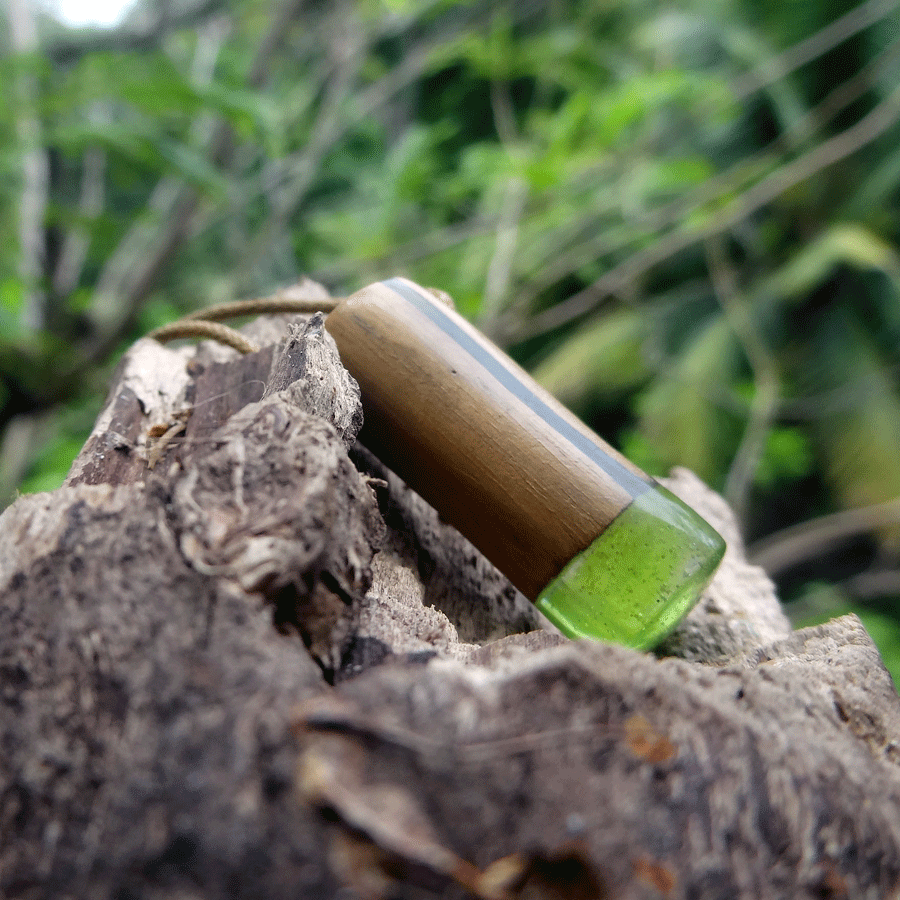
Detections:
[2, 278, 900, 899]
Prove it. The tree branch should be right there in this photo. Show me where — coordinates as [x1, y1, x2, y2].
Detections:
[9, 0, 48, 331]
[83, 0, 307, 364]
[45, 0, 224, 64]
[749, 497, 900, 575]
[51, 105, 108, 299]
[731, 0, 899, 101]
[512, 83, 900, 343]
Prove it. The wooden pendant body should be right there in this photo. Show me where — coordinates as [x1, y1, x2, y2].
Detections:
[325, 279, 652, 600]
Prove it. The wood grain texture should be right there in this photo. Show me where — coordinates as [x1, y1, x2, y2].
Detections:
[325, 279, 652, 600]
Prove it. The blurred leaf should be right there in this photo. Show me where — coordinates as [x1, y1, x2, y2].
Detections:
[115, 61, 200, 117]
[44, 52, 201, 119]
[47, 118, 229, 195]
[17, 431, 86, 495]
[532, 307, 650, 410]
[772, 223, 900, 300]
[0, 278, 26, 345]
[637, 315, 739, 484]
[48, 119, 166, 166]
[755, 425, 814, 488]
[156, 138, 231, 197]
[199, 81, 279, 138]
[811, 315, 900, 550]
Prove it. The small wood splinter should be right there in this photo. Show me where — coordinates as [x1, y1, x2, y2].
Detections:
[146, 418, 188, 470]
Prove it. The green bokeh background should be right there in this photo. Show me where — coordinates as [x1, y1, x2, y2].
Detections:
[3, 0, 899, 684]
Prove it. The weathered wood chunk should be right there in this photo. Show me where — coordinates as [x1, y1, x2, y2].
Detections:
[2, 285, 899, 899]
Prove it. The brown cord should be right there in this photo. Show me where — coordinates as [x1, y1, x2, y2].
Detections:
[147, 284, 452, 354]
[147, 320, 260, 354]
[179, 295, 341, 322]
[147, 296, 342, 354]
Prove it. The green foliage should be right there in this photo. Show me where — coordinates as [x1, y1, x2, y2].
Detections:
[755, 426, 813, 489]
[635, 316, 742, 485]
[531, 308, 650, 408]
[17, 418, 95, 495]
[810, 311, 900, 550]
[3, 0, 900, 676]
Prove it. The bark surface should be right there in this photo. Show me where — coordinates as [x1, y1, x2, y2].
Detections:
[2, 284, 899, 900]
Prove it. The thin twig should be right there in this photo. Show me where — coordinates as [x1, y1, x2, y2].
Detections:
[842, 567, 900, 601]
[705, 236, 781, 530]
[482, 78, 527, 328]
[731, 0, 899, 101]
[482, 175, 528, 328]
[804, 33, 900, 136]
[748, 497, 900, 575]
[514, 84, 900, 342]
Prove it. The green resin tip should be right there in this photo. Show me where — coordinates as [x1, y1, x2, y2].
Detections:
[534, 486, 726, 650]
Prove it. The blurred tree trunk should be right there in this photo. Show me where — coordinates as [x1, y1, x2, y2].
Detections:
[8, 0, 48, 331]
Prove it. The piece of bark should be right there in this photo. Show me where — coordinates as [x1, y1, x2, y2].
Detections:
[298, 620, 900, 899]
[3, 288, 900, 900]
[0, 303, 380, 898]
[348, 445, 543, 654]
[64, 338, 196, 487]
[0, 481, 339, 899]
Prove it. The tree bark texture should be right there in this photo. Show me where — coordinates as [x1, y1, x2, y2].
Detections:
[2, 280, 899, 900]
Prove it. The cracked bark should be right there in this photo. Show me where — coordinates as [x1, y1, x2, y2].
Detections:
[2, 281, 899, 900]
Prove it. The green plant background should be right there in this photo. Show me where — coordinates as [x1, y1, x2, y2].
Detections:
[3, 0, 899, 684]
